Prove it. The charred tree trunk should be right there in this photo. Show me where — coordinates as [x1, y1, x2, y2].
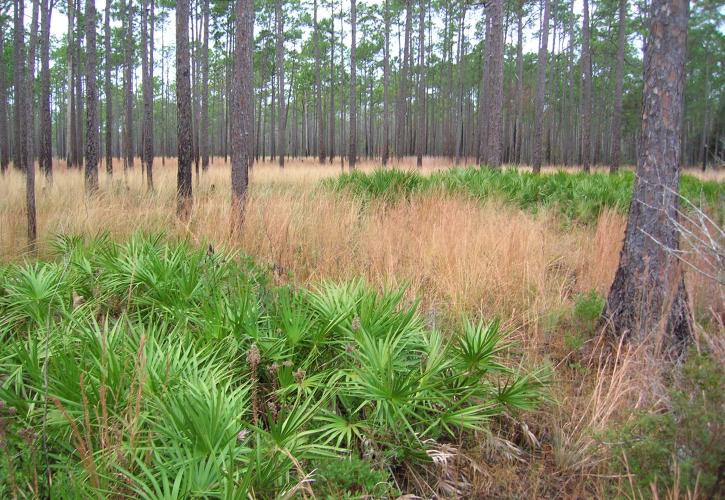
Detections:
[603, 0, 692, 355]
[201, 0, 210, 170]
[0, 27, 9, 173]
[13, 0, 28, 172]
[39, 0, 52, 179]
[513, 1, 524, 164]
[122, 0, 134, 171]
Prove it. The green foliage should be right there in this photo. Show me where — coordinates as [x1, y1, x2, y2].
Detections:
[614, 351, 725, 497]
[314, 455, 399, 499]
[325, 168, 724, 224]
[573, 290, 605, 324]
[0, 234, 545, 497]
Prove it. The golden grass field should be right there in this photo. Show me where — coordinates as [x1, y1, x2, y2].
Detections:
[1, 157, 723, 497]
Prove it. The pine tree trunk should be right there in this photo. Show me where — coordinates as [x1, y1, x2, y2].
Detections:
[532, 0, 549, 173]
[231, 0, 254, 231]
[65, 0, 74, 168]
[13, 0, 27, 172]
[122, 0, 134, 171]
[603, 0, 692, 355]
[381, 0, 390, 166]
[581, 0, 592, 172]
[486, 0, 504, 168]
[141, 0, 154, 189]
[85, 0, 99, 192]
[349, 0, 357, 169]
[0, 27, 9, 173]
[104, 0, 112, 175]
[176, 0, 193, 218]
[610, 0, 626, 173]
[396, 0, 412, 159]
[201, 0, 210, 170]
[514, 1, 523, 164]
[328, 12, 335, 164]
[415, 0, 426, 168]
[314, 0, 325, 163]
[276, 0, 286, 168]
[26, 0, 40, 170]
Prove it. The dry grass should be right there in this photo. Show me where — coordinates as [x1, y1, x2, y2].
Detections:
[1, 157, 721, 497]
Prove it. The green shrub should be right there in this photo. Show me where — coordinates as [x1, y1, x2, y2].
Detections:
[314, 455, 399, 498]
[324, 168, 724, 224]
[614, 351, 724, 497]
[0, 234, 546, 497]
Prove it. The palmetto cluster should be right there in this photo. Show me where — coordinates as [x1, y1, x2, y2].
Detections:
[0, 234, 545, 497]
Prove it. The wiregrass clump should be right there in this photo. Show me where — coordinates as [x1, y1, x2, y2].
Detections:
[0, 234, 545, 497]
[326, 168, 724, 223]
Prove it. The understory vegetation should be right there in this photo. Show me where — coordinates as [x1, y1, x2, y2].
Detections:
[326, 168, 724, 223]
[0, 234, 545, 497]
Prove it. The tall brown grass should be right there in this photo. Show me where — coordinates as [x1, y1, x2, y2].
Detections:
[1, 158, 720, 497]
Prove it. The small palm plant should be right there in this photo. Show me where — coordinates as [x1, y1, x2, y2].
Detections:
[0, 234, 546, 497]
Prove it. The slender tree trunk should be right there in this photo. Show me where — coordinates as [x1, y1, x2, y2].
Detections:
[396, 0, 412, 159]
[699, 55, 710, 171]
[328, 10, 335, 164]
[141, 0, 154, 189]
[104, 0, 112, 175]
[314, 0, 325, 163]
[122, 0, 134, 171]
[74, 0, 83, 168]
[415, 0, 426, 168]
[349, 0, 357, 169]
[85, 0, 99, 192]
[231, 0, 254, 231]
[381, 0, 390, 166]
[26, 0, 40, 170]
[39, 0, 52, 179]
[65, 0, 74, 168]
[581, 0, 592, 172]
[610, 0, 627, 173]
[486, 0, 504, 167]
[15, 0, 35, 246]
[532, 0, 550, 173]
[13, 0, 27, 172]
[603, 0, 692, 354]
[0, 27, 9, 173]
[201, 0, 210, 170]
[276, 0, 286, 168]
[513, 1, 524, 164]
[177, 0, 193, 218]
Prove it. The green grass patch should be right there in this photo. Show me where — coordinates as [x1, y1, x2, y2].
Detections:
[325, 168, 724, 224]
[0, 234, 545, 497]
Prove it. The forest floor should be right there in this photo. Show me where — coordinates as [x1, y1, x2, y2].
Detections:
[1, 158, 723, 497]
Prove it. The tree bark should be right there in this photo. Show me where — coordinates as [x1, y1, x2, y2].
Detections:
[0, 27, 9, 173]
[349, 0, 357, 169]
[532, 0, 549, 173]
[314, 0, 325, 163]
[415, 0, 426, 168]
[513, 1, 524, 164]
[276, 0, 286, 168]
[26, 0, 40, 170]
[201, 0, 210, 170]
[328, 8, 335, 164]
[177, 0, 193, 218]
[603, 0, 692, 355]
[66, 0, 74, 167]
[85, 0, 99, 193]
[381, 0, 390, 166]
[610, 0, 627, 173]
[581, 0, 592, 172]
[486, 0, 504, 167]
[396, 0, 412, 159]
[104, 0, 113, 175]
[231, 0, 254, 232]
[141, 0, 154, 189]
[13, 0, 27, 172]
[122, 0, 134, 171]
